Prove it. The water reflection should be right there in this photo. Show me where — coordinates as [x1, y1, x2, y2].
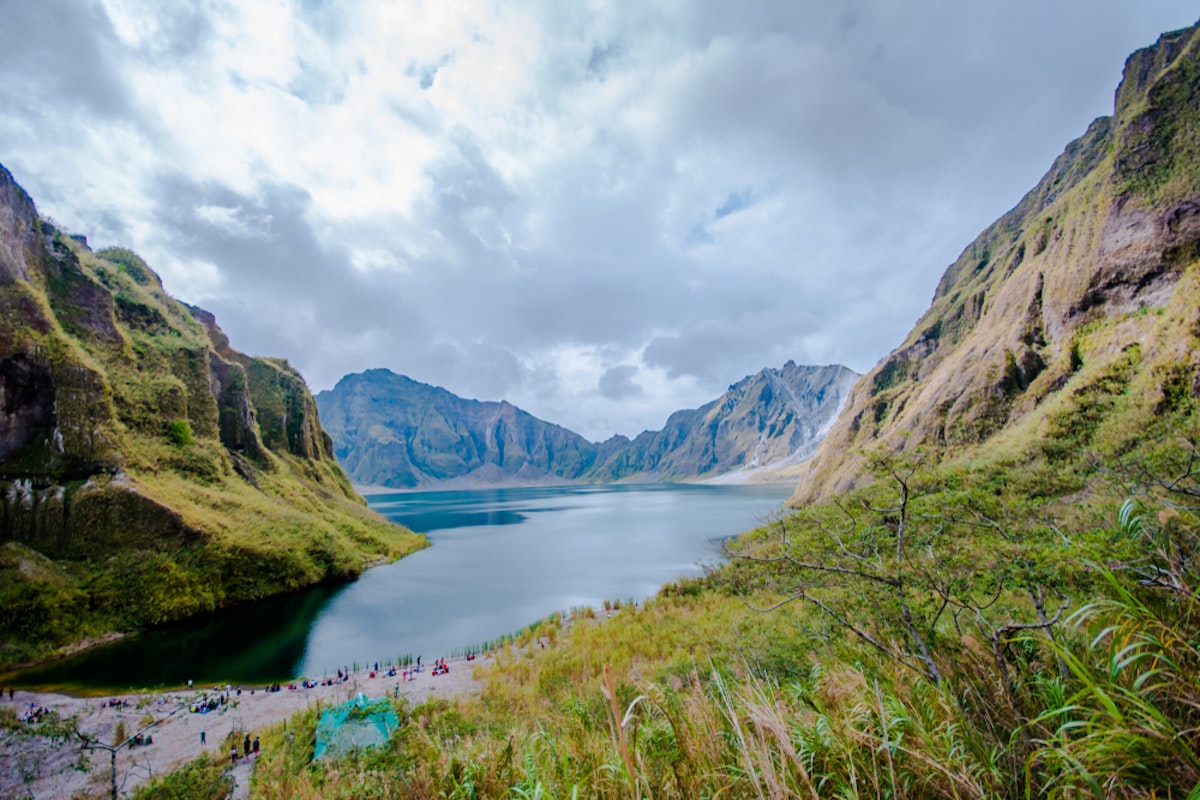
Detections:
[11, 584, 345, 693]
[9, 484, 790, 692]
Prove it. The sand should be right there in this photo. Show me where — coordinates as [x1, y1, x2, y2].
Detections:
[0, 655, 488, 800]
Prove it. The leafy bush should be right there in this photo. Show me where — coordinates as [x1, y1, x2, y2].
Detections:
[167, 420, 193, 447]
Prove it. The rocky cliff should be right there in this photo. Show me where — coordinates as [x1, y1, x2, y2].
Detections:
[587, 362, 857, 482]
[316, 363, 857, 489]
[0, 164, 423, 666]
[316, 369, 600, 488]
[792, 22, 1200, 504]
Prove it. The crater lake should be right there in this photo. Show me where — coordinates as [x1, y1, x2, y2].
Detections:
[12, 483, 791, 691]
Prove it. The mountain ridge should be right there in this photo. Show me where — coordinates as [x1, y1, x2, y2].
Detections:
[315, 362, 858, 490]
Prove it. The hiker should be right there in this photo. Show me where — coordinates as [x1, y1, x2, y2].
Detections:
[230, 745, 237, 765]
[253, 736, 260, 755]
[200, 730, 206, 746]
[243, 734, 251, 757]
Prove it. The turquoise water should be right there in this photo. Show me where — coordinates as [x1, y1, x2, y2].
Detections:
[11, 483, 790, 691]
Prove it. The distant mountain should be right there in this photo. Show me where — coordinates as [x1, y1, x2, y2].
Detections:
[793, 22, 1200, 504]
[587, 362, 858, 482]
[315, 363, 858, 490]
[314, 370, 600, 489]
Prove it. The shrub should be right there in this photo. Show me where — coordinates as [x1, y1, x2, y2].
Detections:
[167, 420, 193, 447]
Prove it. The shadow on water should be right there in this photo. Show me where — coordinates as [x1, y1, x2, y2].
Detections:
[7, 583, 347, 694]
[384, 507, 527, 533]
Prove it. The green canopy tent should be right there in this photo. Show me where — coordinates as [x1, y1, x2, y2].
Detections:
[313, 693, 400, 761]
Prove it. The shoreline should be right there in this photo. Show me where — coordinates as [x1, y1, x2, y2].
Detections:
[0, 630, 131, 682]
[355, 474, 800, 495]
[0, 547, 431, 688]
[1, 654, 489, 799]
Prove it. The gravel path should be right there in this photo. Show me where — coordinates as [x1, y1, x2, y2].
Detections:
[1, 656, 487, 799]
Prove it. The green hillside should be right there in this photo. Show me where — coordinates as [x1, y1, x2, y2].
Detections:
[0, 165, 424, 669]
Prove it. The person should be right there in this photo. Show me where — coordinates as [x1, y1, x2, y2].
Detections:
[200, 730, 206, 746]
[230, 745, 237, 766]
[253, 736, 260, 755]
[243, 734, 251, 757]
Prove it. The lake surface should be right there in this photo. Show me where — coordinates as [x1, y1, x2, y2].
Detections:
[12, 483, 790, 692]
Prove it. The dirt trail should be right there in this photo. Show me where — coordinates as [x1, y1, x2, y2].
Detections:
[1, 656, 487, 799]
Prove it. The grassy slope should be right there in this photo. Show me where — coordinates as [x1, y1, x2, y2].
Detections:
[241, 410, 1200, 799]
[0, 232, 424, 669]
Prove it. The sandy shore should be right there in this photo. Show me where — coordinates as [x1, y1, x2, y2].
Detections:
[0, 655, 488, 800]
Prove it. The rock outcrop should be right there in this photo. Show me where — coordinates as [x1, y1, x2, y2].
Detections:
[587, 363, 857, 482]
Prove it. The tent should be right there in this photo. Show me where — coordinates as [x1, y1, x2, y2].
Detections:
[313, 693, 399, 761]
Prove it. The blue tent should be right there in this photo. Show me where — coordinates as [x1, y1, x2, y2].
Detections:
[313, 693, 399, 761]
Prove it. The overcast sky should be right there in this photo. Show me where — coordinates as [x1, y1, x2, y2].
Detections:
[1, 1, 1196, 440]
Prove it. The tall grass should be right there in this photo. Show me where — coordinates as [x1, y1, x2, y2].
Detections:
[238, 437, 1200, 799]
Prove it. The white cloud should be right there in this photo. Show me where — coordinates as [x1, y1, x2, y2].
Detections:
[2, 0, 1197, 438]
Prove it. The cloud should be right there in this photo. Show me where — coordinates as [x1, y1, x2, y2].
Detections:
[1, 0, 1197, 440]
[598, 365, 643, 400]
[0, 0, 131, 120]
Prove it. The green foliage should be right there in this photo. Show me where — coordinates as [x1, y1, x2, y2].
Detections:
[872, 356, 911, 393]
[167, 420, 193, 447]
[128, 755, 230, 800]
[1115, 40, 1200, 202]
[1068, 337, 1084, 372]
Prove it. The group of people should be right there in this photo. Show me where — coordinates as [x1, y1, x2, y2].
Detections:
[0, 687, 14, 701]
[19, 703, 51, 724]
[230, 732, 260, 764]
[188, 694, 226, 714]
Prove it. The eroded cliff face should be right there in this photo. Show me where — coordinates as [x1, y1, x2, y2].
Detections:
[316, 369, 600, 489]
[0, 164, 420, 665]
[587, 362, 858, 482]
[793, 23, 1200, 504]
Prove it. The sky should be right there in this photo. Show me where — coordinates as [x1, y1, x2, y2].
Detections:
[1, 2, 1197, 441]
